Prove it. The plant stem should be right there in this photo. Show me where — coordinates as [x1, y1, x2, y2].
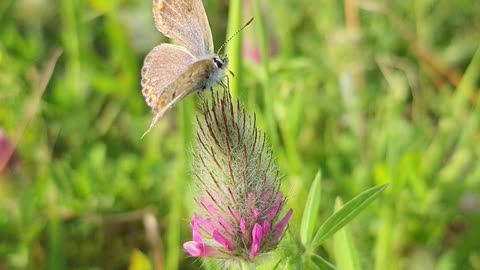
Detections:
[226, 0, 244, 99]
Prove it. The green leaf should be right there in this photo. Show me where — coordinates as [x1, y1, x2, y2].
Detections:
[373, 206, 395, 270]
[333, 198, 362, 270]
[300, 170, 322, 245]
[453, 45, 480, 116]
[225, 0, 244, 99]
[48, 214, 65, 270]
[312, 184, 388, 247]
[311, 254, 337, 270]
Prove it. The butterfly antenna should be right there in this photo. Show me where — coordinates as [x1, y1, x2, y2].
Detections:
[216, 17, 254, 55]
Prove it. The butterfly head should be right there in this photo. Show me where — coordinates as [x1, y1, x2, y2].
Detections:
[213, 55, 235, 77]
[213, 55, 228, 70]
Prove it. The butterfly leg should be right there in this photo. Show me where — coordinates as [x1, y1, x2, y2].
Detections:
[218, 75, 230, 95]
[197, 91, 206, 102]
[225, 75, 230, 90]
[203, 86, 213, 101]
[219, 75, 230, 93]
[219, 81, 227, 91]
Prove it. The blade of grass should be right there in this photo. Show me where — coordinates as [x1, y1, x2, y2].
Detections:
[281, 84, 305, 175]
[311, 254, 337, 270]
[60, 0, 81, 99]
[300, 170, 322, 245]
[312, 184, 388, 247]
[225, 0, 244, 99]
[253, 0, 280, 155]
[143, 213, 164, 270]
[48, 208, 65, 270]
[453, 45, 480, 117]
[374, 206, 395, 270]
[422, 47, 480, 185]
[456, 46, 480, 143]
[333, 198, 362, 270]
[165, 99, 194, 270]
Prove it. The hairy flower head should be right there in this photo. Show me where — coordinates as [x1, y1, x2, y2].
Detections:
[183, 90, 293, 263]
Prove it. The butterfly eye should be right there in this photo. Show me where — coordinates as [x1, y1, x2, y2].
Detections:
[213, 57, 224, 68]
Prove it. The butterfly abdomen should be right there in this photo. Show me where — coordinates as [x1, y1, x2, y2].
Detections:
[181, 59, 218, 91]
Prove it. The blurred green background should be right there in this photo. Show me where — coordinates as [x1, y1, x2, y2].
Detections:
[1, 0, 480, 269]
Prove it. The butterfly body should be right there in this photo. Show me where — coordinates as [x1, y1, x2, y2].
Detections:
[141, 0, 228, 137]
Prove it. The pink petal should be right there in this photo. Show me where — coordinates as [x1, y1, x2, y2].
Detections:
[213, 193, 222, 202]
[217, 216, 235, 235]
[190, 219, 203, 242]
[253, 208, 259, 220]
[200, 197, 219, 216]
[205, 204, 218, 216]
[263, 220, 271, 236]
[274, 209, 293, 242]
[183, 241, 216, 257]
[266, 194, 284, 221]
[262, 189, 273, 203]
[249, 223, 264, 259]
[231, 210, 240, 220]
[240, 218, 247, 236]
[213, 230, 233, 251]
[194, 216, 216, 236]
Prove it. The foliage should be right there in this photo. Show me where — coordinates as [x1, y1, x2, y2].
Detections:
[1, 0, 480, 269]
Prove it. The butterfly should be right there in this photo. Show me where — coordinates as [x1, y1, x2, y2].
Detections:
[141, 0, 232, 138]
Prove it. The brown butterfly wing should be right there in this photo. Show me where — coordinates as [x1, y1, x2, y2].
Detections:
[141, 44, 197, 112]
[141, 59, 215, 137]
[152, 0, 214, 58]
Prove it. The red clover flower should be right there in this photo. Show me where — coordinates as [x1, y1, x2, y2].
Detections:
[183, 90, 293, 263]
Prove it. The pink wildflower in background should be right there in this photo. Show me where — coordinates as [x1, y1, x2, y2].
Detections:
[242, 0, 279, 64]
[0, 129, 20, 174]
[183, 90, 292, 263]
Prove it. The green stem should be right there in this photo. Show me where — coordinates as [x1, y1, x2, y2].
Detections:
[226, 0, 244, 99]
[165, 99, 194, 270]
[61, 0, 81, 100]
[253, 0, 280, 155]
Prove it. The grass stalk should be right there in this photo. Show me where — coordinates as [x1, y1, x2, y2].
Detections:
[165, 99, 194, 270]
[226, 0, 244, 99]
